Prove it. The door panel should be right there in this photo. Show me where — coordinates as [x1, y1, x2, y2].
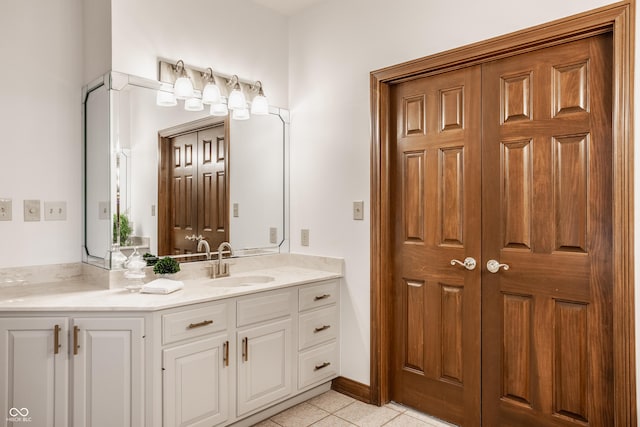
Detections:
[171, 133, 198, 254]
[391, 65, 482, 426]
[482, 33, 613, 426]
[197, 126, 228, 252]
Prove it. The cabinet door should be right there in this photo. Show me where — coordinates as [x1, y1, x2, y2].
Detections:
[237, 318, 292, 416]
[0, 317, 68, 427]
[163, 334, 230, 427]
[72, 318, 144, 427]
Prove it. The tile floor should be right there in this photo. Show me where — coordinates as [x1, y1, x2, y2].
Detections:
[252, 390, 456, 427]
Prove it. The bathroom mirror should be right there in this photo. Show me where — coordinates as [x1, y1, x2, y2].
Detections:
[83, 72, 288, 268]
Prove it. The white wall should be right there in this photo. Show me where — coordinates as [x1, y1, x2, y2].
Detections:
[82, 0, 111, 84]
[0, 0, 83, 269]
[110, 0, 290, 109]
[288, 0, 621, 386]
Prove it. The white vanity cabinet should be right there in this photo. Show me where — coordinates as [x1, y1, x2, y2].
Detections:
[161, 301, 233, 427]
[0, 315, 145, 427]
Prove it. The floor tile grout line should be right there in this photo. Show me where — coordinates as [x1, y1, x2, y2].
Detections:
[380, 411, 404, 426]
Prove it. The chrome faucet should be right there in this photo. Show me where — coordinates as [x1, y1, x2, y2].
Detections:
[196, 239, 211, 260]
[214, 242, 233, 278]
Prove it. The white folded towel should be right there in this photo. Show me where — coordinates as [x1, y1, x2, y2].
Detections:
[141, 278, 184, 294]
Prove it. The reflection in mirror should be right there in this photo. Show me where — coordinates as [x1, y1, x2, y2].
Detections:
[83, 73, 288, 268]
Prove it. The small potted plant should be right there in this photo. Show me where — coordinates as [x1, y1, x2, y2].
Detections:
[153, 256, 180, 278]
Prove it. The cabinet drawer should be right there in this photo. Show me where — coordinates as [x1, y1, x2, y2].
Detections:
[299, 280, 338, 312]
[163, 303, 228, 345]
[298, 305, 338, 350]
[298, 341, 338, 390]
[237, 291, 292, 327]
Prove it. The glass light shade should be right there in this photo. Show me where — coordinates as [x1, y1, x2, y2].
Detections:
[156, 90, 177, 107]
[202, 83, 222, 105]
[227, 87, 246, 110]
[174, 76, 194, 99]
[250, 94, 269, 115]
[232, 106, 250, 120]
[184, 97, 204, 112]
[210, 102, 228, 116]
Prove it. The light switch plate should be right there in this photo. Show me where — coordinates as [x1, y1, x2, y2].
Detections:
[301, 229, 310, 246]
[0, 199, 12, 221]
[269, 227, 278, 244]
[233, 203, 239, 218]
[98, 201, 109, 220]
[24, 200, 41, 221]
[44, 201, 67, 221]
[353, 200, 364, 220]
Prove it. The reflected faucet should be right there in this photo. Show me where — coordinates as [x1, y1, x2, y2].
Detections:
[214, 242, 233, 278]
[196, 239, 211, 260]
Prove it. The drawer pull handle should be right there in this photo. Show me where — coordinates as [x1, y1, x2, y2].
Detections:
[314, 294, 331, 301]
[54, 325, 61, 355]
[242, 337, 249, 362]
[223, 341, 229, 367]
[314, 325, 331, 333]
[187, 320, 213, 329]
[73, 326, 80, 355]
[314, 361, 331, 371]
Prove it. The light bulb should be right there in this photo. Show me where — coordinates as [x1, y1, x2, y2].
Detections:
[232, 105, 250, 120]
[156, 90, 177, 107]
[174, 76, 194, 99]
[251, 94, 269, 115]
[210, 102, 229, 116]
[202, 83, 221, 105]
[228, 85, 246, 110]
[184, 97, 204, 111]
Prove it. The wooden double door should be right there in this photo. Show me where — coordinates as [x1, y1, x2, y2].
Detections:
[390, 34, 613, 426]
[159, 123, 229, 255]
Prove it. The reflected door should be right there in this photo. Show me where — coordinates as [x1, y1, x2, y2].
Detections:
[390, 65, 482, 426]
[481, 33, 613, 426]
[160, 123, 229, 255]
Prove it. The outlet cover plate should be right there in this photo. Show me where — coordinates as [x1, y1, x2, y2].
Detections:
[98, 201, 109, 220]
[301, 229, 310, 246]
[24, 200, 41, 221]
[353, 200, 364, 220]
[0, 199, 12, 221]
[44, 201, 67, 221]
[269, 227, 278, 244]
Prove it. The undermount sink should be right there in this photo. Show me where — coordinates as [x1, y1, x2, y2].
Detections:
[206, 275, 275, 287]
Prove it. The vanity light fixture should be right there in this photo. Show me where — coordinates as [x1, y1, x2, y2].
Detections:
[232, 104, 250, 120]
[201, 68, 222, 105]
[227, 75, 246, 110]
[173, 60, 194, 100]
[157, 59, 268, 120]
[210, 102, 229, 116]
[250, 81, 269, 115]
[156, 84, 177, 107]
[184, 97, 204, 112]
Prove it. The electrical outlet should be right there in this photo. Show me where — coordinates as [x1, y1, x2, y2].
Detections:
[233, 203, 239, 218]
[151, 204, 156, 217]
[269, 227, 278, 244]
[24, 200, 40, 222]
[44, 201, 67, 221]
[98, 201, 109, 220]
[353, 200, 364, 220]
[301, 229, 310, 246]
[0, 199, 12, 221]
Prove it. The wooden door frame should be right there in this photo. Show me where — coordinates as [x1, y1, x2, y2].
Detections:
[369, 2, 636, 424]
[158, 116, 230, 255]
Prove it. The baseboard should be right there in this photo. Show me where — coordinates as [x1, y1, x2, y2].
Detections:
[331, 376, 371, 404]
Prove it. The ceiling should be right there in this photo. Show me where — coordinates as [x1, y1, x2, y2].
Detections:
[251, 0, 327, 16]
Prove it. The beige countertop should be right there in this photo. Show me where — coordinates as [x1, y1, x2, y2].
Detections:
[0, 265, 341, 312]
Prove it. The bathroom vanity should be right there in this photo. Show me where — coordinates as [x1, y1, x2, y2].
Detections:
[0, 255, 342, 427]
